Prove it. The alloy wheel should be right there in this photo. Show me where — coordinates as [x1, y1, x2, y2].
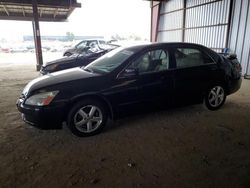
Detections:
[208, 86, 225, 108]
[74, 105, 103, 133]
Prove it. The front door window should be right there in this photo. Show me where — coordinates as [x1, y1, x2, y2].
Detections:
[128, 49, 169, 74]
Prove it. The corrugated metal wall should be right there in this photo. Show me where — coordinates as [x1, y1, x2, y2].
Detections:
[158, 0, 184, 42]
[185, 0, 230, 51]
[156, 0, 250, 76]
[228, 0, 250, 76]
[157, 0, 230, 52]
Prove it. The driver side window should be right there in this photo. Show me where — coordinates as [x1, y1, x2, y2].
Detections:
[128, 49, 169, 74]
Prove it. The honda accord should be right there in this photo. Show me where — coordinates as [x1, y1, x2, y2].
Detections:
[17, 43, 242, 137]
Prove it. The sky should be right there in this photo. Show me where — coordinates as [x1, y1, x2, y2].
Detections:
[0, 0, 151, 41]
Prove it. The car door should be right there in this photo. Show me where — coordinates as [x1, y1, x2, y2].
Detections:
[125, 47, 174, 107]
[173, 47, 218, 105]
[106, 70, 139, 117]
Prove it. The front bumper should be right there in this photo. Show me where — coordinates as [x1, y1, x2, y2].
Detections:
[16, 98, 67, 129]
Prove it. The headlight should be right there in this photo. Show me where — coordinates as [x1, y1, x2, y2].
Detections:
[45, 64, 58, 71]
[25, 91, 59, 106]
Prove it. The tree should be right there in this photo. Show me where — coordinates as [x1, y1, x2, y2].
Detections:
[66, 32, 75, 41]
[111, 34, 125, 41]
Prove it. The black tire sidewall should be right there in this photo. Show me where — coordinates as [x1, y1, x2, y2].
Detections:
[205, 85, 226, 111]
[67, 99, 107, 137]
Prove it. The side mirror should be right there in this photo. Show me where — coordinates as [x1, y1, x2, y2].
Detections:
[119, 68, 138, 78]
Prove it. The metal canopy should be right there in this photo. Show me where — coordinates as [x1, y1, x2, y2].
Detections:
[0, 0, 81, 21]
[0, 0, 81, 71]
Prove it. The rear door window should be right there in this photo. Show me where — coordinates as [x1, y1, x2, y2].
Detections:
[175, 48, 214, 68]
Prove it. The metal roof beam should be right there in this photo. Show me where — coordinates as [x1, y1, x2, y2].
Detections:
[0, 15, 68, 21]
[22, 7, 25, 16]
[0, 0, 81, 8]
[39, 8, 42, 17]
[66, 7, 73, 18]
[1, 3, 10, 16]
[53, 8, 58, 18]
[0, 0, 81, 21]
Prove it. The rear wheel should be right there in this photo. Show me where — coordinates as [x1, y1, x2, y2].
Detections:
[67, 100, 107, 137]
[204, 85, 226, 110]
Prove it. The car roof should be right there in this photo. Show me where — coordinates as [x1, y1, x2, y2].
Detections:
[123, 42, 207, 53]
[81, 39, 105, 41]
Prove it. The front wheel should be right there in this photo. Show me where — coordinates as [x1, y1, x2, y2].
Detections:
[67, 100, 107, 137]
[204, 85, 226, 110]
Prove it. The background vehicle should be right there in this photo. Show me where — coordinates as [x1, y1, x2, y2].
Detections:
[40, 44, 118, 74]
[10, 47, 28, 53]
[0, 46, 11, 53]
[63, 39, 110, 56]
[17, 43, 242, 137]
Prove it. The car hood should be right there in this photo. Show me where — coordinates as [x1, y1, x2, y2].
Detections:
[23, 67, 99, 96]
[44, 54, 79, 66]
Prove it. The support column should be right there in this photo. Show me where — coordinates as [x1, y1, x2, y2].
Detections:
[225, 0, 234, 49]
[182, 0, 187, 42]
[150, 1, 160, 42]
[32, 0, 43, 71]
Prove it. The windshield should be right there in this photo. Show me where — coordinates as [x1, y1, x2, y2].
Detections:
[76, 41, 87, 48]
[84, 47, 134, 74]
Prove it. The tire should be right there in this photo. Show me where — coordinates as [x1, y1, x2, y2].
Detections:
[67, 99, 107, 137]
[204, 85, 226, 111]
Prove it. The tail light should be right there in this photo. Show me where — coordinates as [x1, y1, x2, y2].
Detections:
[235, 63, 242, 73]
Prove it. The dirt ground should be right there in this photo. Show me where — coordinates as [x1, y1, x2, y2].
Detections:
[0, 62, 250, 188]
